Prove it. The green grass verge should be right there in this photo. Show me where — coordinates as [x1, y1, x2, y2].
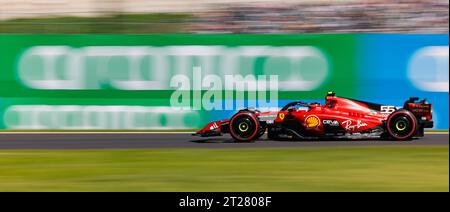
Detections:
[425, 129, 450, 132]
[0, 146, 447, 191]
[0, 13, 192, 34]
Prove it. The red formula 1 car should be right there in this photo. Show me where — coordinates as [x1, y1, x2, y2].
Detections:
[194, 92, 433, 142]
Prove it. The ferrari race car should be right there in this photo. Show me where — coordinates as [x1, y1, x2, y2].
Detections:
[194, 92, 433, 142]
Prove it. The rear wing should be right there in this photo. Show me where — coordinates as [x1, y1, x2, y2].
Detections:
[403, 97, 432, 121]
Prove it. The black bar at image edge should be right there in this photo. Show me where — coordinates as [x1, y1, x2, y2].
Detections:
[0, 192, 444, 211]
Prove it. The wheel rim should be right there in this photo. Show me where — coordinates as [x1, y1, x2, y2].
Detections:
[230, 114, 258, 141]
[395, 119, 407, 131]
[389, 115, 413, 138]
[238, 122, 249, 132]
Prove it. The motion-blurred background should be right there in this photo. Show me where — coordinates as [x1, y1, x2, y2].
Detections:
[0, 0, 448, 34]
[0, 0, 448, 131]
[0, 0, 448, 193]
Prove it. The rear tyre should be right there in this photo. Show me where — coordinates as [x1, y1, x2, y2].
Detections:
[229, 112, 260, 142]
[386, 110, 418, 140]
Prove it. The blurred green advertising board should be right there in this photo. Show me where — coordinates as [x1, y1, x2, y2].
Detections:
[0, 34, 357, 130]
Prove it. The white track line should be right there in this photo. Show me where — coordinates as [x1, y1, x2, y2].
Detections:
[424, 131, 449, 134]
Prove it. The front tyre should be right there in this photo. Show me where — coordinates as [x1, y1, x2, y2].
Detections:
[229, 112, 260, 142]
[386, 110, 418, 140]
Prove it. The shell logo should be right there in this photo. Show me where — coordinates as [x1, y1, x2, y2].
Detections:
[305, 115, 320, 128]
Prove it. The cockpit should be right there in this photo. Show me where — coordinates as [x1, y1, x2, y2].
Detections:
[281, 102, 312, 112]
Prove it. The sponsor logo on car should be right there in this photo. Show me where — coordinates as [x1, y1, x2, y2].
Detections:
[305, 115, 320, 128]
[341, 120, 368, 131]
[322, 119, 339, 126]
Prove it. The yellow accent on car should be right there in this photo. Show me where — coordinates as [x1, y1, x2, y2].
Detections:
[306, 116, 320, 128]
[238, 122, 249, 132]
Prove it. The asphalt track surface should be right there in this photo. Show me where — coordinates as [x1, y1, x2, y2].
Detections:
[0, 132, 447, 149]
